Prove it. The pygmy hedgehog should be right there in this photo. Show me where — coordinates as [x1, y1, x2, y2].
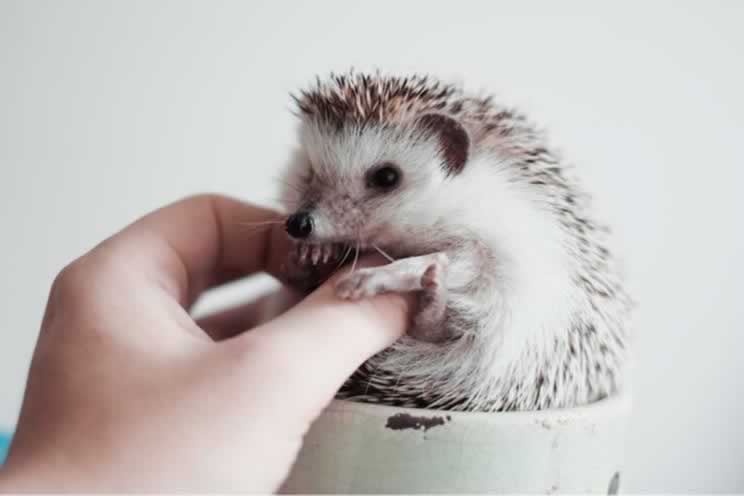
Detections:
[277, 70, 633, 412]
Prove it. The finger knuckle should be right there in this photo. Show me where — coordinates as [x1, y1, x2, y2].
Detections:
[180, 192, 229, 213]
[51, 257, 92, 300]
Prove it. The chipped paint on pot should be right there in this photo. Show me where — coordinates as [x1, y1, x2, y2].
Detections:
[280, 391, 631, 494]
[385, 412, 452, 432]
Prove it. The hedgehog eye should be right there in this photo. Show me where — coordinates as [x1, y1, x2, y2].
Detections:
[366, 163, 401, 191]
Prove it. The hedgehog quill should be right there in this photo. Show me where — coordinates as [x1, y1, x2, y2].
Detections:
[277, 70, 633, 412]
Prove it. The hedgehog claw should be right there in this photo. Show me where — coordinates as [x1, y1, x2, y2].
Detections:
[310, 244, 322, 265]
[323, 244, 333, 264]
[299, 243, 310, 264]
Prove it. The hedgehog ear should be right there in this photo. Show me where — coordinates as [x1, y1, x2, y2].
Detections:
[415, 113, 470, 176]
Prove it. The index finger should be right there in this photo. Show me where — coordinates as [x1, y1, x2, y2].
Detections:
[91, 194, 292, 305]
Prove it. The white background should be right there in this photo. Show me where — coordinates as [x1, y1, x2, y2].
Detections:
[1, 1, 742, 491]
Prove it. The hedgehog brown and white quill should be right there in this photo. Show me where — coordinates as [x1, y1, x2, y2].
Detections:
[277, 70, 633, 412]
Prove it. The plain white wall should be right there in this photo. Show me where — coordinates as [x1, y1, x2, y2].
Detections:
[1, 0, 742, 491]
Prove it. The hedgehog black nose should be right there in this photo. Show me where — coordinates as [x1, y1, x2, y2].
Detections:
[286, 212, 313, 239]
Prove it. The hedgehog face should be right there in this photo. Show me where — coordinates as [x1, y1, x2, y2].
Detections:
[281, 121, 450, 250]
[280, 72, 472, 251]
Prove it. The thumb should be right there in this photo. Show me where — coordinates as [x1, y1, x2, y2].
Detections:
[235, 256, 414, 422]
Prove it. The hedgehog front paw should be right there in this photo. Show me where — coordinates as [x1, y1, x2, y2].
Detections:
[335, 269, 385, 300]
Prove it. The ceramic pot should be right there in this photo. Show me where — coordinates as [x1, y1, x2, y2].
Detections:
[281, 392, 630, 494]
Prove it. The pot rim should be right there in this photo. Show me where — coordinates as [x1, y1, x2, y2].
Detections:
[325, 389, 632, 425]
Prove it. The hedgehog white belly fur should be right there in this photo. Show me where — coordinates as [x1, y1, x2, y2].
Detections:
[277, 70, 633, 412]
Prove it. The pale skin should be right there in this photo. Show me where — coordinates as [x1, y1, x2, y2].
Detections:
[0, 194, 414, 493]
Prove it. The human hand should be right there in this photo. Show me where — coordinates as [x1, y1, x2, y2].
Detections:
[0, 195, 412, 492]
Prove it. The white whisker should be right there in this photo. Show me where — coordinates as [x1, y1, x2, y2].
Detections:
[336, 244, 353, 269]
[272, 175, 303, 193]
[236, 219, 285, 227]
[235, 224, 278, 235]
[372, 244, 396, 263]
[327, 244, 354, 280]
[350, 240, 360, 274]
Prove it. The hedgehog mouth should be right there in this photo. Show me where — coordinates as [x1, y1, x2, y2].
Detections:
[302, 237, 398, 267]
